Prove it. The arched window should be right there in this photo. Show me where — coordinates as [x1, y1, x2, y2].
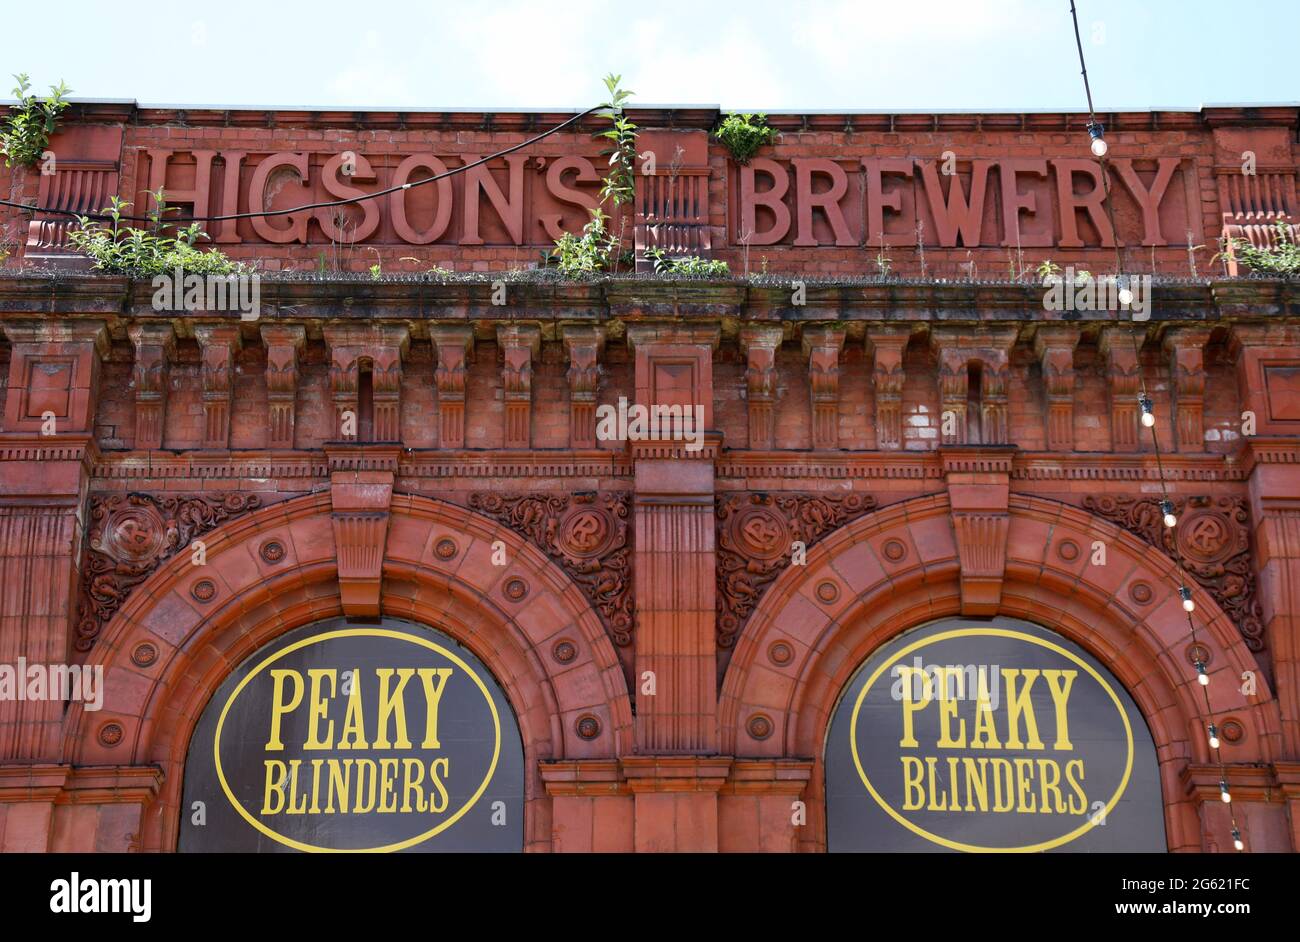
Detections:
[178, 617, 525, 852]
[824, 616, 1166, 852]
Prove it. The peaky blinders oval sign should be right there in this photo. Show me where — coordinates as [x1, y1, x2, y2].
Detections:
[180, 618, 524, 852]
[826, 617, 1165, 852]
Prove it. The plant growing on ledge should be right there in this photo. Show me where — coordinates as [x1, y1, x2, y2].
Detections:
[1, 73, 71, 168]
[68, 195, 251, 277]
[1221, 220, 1300, 275]
[714, 112, 778, 165]
[551, 207, 622, 274]
[644, 247, 730, 276]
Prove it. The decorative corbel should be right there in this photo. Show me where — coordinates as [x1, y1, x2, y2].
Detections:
[802, 324, 845, 450]
[260, 324, 304, 449]
[431, 325, 475, 449]
[497, 323, 541, 449]
[739, 325, 783, 449]
[1034, 326, 1079, 452]
[562, 325, 605, 449]
[127, 323, 176, 450]
[194, 324, 242, 448]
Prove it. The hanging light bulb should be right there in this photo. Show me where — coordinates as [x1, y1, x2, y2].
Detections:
[1232, 827, 1244, 851]
[1180, 586, 1195, 612]
[1208, 723, 1220, 749]
[1220, 780, 1232, 803]
[1139, 394, 1155, 427]
[1087, 121, 1108, 157]
[1195, 660, 1210, 686]
[1118, 275, 1134, 306]
[1161, 499, 1177, 528]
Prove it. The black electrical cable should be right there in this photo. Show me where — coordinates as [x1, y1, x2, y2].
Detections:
[0, 104, 604, 226]
[1068, 0, 1245, 850]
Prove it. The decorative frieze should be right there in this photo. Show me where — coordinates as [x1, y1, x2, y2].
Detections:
[468, 491, 634, 646]
[75, 492, 263, 651]
[715, 491, 878, 650]
[1082, 494, 1265, 651]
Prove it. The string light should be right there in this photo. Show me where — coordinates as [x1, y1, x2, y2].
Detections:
[1071, 0, 1244, 851]
[1139, 394, 1156, 427]
[1087, 121, 1108, 157]
[1118, 275, 1134, 306]
[1161, 499, 1178, 528]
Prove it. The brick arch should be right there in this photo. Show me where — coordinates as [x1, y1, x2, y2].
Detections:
[719, 492, 1278, 852]
[64, 491, 633, 852]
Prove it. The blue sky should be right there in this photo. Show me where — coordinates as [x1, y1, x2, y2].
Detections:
[11, 0, 1299, 111]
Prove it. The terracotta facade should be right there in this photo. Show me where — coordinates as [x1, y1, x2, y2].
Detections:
[1, 102, 1299, 852]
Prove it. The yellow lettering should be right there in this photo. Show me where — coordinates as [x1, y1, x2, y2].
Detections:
[990, 758, 1014, 812]
[962, 757, 989, 812]
[925, 756, 948, 811]
[1001, 668, 1045, 750]
[1065, 758, 1087, 814]
[266, 669, 304, 750]
[1043, 669, 1077, 750]
[897, 666, 932, 749]
[428, 758, 451, 813]
[374, 668, 415, 749]
[1013, 757, 1037, 812]
[1038, 758, 1066, 813]
[303, 668, 337, 750]
[336, 670, 368, 750]
[377, 757, 400, 813]
[418, 667, 453, 749]
[901, 756, 925, 810]
[935, 667, 967, 748]
[401, 757, 427, 813]
[261, 760, 287, 814]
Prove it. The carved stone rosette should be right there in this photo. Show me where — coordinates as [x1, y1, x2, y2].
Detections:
[75, 492, 263, 652]
[1082, 494, 1266, 651]
[715, 492, 878, 649]
[468, 491, 634, 646]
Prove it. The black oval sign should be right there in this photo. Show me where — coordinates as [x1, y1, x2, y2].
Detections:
[180, 618, 524, 852]
[826, 617, 1165, 852]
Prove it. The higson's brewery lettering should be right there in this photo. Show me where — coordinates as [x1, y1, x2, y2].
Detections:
[145, 149, 1188, 248]
[258, 665, 455, 817]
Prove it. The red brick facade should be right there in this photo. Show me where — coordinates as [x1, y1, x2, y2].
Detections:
[1, 102, 1299, 852]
